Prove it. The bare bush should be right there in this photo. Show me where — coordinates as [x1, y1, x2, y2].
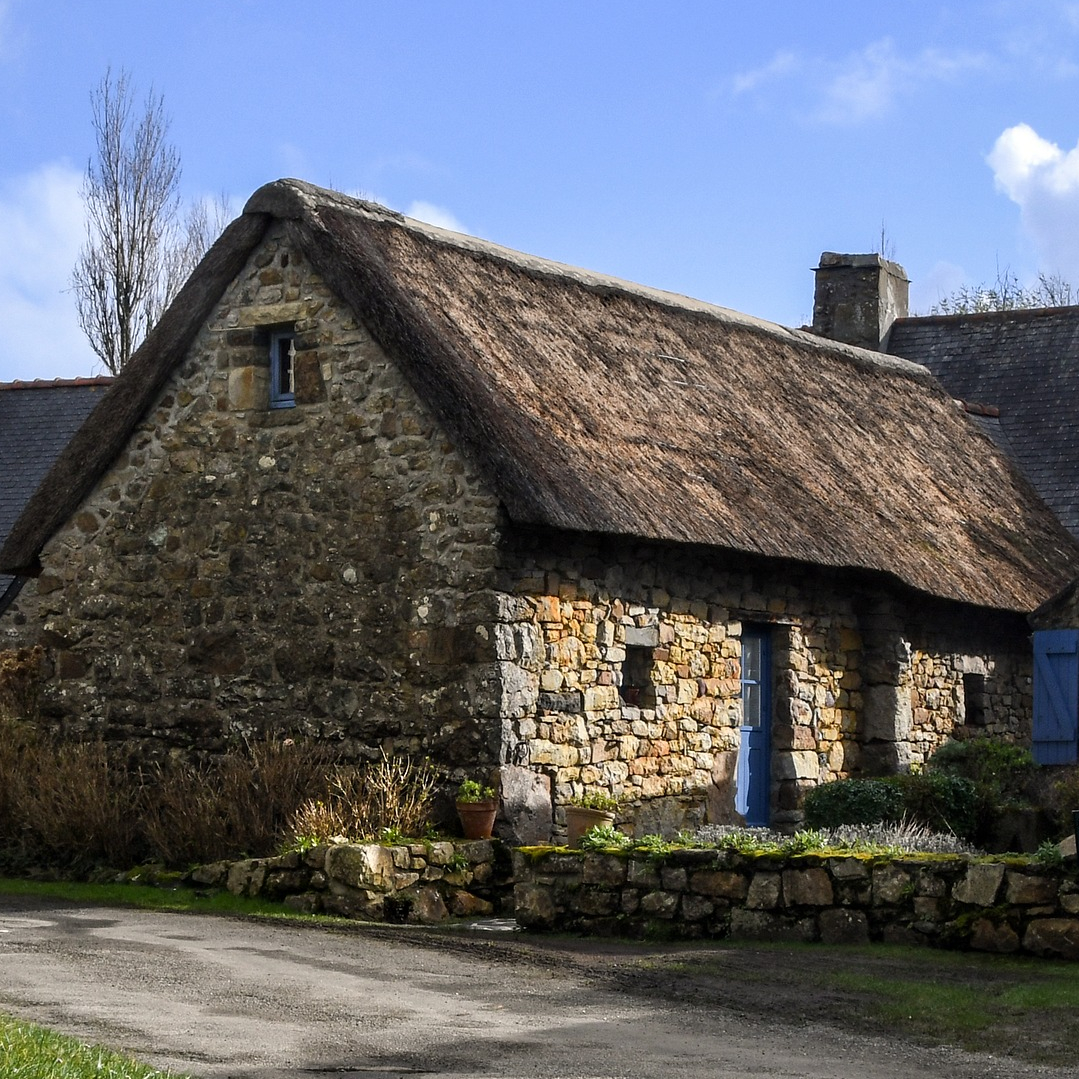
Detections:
[141, 737, 337, 866]
[287, 753, 440, 847]
[16, 740, 145, 870]
[0, 647, 45, 722]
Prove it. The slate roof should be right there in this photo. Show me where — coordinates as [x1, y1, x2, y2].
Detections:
[888, 308, 1079, 538]
[2, 180, 1078, 614]
[0, 378, 112, 613]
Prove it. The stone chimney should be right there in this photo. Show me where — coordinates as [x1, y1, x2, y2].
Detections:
[811, 252, 909, 351]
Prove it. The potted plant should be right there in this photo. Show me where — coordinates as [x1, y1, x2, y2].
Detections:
[455, 778, 498, 840]
[564, 791, 620, 847]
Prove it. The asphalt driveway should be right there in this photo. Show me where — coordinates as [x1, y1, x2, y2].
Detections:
[0, 895, 1068, 1079]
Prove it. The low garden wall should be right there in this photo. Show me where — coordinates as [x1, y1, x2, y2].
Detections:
[188, 838, 513, 923]
[512, 848, 1079, 959]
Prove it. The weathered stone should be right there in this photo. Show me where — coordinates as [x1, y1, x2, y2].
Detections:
[819, 908, 869, 944]
[583, 855, 628, 886]
[1005, 871, 1058, 906]
[326, 844, 397, 891]
[400, 885, 449, 924]
[783, 868, 833, 906]
[577, 887, 619, 916]
[426, 841, 456, 867]
[226, 859, 266, 898]
[730, 909, 815, 943]
[970, 918, 1020, 954]
[189, 861, 230, 887]
[953, 862, 1005, 906]
[283, 892, 321, 914]
[872, 865, 913, 905]
[639, 890, 679, 917]
[1022, 918, 1079, 960]
[495, 765, 552, 845]
[746, 872, 781, 910]
[689, 869, 748, 900]
[680, 894, 714, 922]
[262, 869, 309, 898]
[450, 891, 495, 917]
[828, 857, 869, 882]
[661, 867, 687, 891]
[514, 883, 557, 929]
[627, 859, 660, 889]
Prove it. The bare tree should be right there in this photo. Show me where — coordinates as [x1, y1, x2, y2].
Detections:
[931, 266, 1076, 315]
[71, 69, 195, 374]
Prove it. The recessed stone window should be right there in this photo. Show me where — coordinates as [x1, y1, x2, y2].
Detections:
[963, 672, 986, 726]
[620, 644, 656, 707]
[269, 330, 296, 409]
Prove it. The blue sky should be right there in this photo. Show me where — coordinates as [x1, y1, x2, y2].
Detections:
[4, 0, 1079, 380]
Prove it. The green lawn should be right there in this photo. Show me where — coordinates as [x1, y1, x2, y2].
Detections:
[0, 1013, 191, 1079]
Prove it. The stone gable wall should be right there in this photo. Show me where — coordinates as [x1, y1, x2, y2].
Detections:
[9, 225, 506, 766]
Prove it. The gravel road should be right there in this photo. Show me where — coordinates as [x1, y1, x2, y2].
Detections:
[0, 895, 1071, 1079]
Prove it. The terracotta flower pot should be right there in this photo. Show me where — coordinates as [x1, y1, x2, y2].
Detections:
[456, 799, 498, 840]
[565, 805, 616, 847]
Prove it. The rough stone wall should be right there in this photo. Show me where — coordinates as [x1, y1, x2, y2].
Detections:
[905, 607, 1032, 766]
[514, 847, 1079, 959]
[494, 530, 1022, 832]
[491, 532, 1033, 835]
[10, 225, 506, 766]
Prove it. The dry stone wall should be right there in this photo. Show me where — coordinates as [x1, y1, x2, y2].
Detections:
[193, 838, 511, 923]
[10, 225, 506, 767]
[514, 847, 1079, 959]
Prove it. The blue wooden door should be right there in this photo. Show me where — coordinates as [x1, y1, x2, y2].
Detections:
[736, 628, 771, 825]
[1033, 629, 1079, 764]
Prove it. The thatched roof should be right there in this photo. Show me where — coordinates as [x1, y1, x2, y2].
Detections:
[3, 179, 1077, 613]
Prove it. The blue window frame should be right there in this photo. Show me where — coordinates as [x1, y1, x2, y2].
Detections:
[269, 331, 296, 409]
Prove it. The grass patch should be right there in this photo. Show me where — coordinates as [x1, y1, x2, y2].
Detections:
[663, 941, 1079, 1066]
[0, 876, 338, 922]
[0, 1012, 191, 1078]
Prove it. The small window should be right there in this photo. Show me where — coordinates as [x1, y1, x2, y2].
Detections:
[620, 645, 655, 707]
[269, 331, 296, 409]
[963, 672, 986, 727]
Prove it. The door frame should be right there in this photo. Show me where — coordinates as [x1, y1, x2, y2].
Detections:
[736, 625, 772, 826]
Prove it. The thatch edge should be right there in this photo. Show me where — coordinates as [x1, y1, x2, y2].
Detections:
[248, 180, 936, 388]
[0, 213, 271, 572]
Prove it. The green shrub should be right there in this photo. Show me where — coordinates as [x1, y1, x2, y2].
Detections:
[578, 824, 631, 851]
[893, 771, 978, 840]
[804, 773, 978, 840]
[927, 736, 1035, 807]
[803, 778, 904, 829]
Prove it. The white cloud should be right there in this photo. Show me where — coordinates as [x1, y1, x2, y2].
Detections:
[731, 50, 798, 95]
[988, 123, 1079, 278]
[816, 40, 987, 125]
[0, 164, 100, 382]
[405, 200, 469, 234]
[910, 260, 968, 315]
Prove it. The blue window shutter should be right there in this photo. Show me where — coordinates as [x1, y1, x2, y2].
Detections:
[1033, 629, 1079, 764]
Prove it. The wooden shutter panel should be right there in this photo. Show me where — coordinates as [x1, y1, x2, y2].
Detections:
[1033, 629, 1079, 765]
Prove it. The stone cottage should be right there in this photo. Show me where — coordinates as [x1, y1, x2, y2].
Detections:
[2, 181, 1076, 837]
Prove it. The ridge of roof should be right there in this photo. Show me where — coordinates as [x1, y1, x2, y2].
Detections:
[247, 180, 935, 386]
[894, 304, 1079, 328]
[0, 377, 114, 390]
